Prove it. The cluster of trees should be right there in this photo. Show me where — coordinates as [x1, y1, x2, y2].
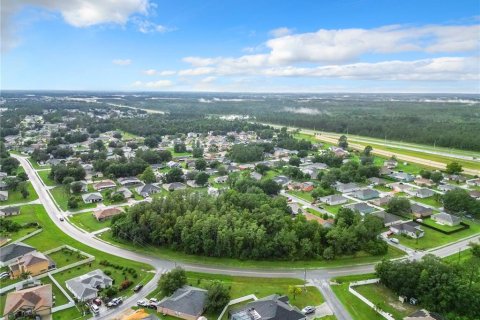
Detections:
[135, 149, 172, 164]
[0, 142, 19, 175]
[313, 151, 343, 168]
[419, 169, 443, 184]
[275, 130, 312, 151]
[317, 161, 380, 189]
[111, 186, 387, 261]
[376, 254, 480, 319]
[93, 158, 148, 178]
[443, 189, 480, 218]
[49, 163, 86, 184]
[229, 143, 265, 163]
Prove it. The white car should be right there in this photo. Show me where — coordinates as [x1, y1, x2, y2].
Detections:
[137, 299, 148, 307]
[301, 306, 315, 314]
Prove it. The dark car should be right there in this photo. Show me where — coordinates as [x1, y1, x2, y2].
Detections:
[133, 284, 143, 292]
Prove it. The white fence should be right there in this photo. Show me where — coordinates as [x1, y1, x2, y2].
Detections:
[349, 278, 395, 320]
[12, 228, 43, 243]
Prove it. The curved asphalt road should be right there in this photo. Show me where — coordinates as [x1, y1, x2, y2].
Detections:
[13, 155, 479, 320]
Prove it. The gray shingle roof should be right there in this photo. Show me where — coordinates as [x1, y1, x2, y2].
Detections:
[0, 242, 36, 263]
[230, 294, 305, 320]
[158, 286, 207, 317]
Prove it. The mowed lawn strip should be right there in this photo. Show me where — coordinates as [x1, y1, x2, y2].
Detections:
[0, 182, 38, 205]
[69, 211, 111, 232]
[50, 186, 97, 211]
[331, 273, 383, 320]
[37, 170, 57, 187]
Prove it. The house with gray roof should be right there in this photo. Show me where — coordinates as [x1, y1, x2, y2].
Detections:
[411, 203, 433, 218]
[0, 242, 36, 267]
[438, 184, 457, 192]
[0, 206, 21, 217]
[118, 177, 142, 187]
[137, 183, 161, 197]
[390, 221, 424, 238]
[162, 182, 186, 192]
[408, 188, 435, 199]
[344, 202, 376, 215]
[0, 191, 8, 202]
[352, 188, 380, 200]
[319, 194, 348, 206]
[431, 212, 461, 226]
[66, 269, 113, 301]
[372, 211, 404, 227]
[157, 286, 207, 320]
[335, 182, 361, 193]
[390, 171, 414, 182]
[229, 294, 306, 320]
[273, 175, 290, 186]
[81, 192, 103, 204]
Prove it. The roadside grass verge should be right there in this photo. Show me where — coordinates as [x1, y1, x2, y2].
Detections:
[97, 231, 405, 270]
[69, 211, 111, 232]
[50, 187, 97, 211]
[37, 170, 57, 187]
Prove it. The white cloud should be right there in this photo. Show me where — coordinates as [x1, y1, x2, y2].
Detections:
[200, 76, 216, 83]
[269, 27, 293, 37]
[2, 0, 154, 51]
[132, 79, 173, 88]
[113, 59, 132, 66]
[143, 69, 176, 76]
[133, 18, 175, 33]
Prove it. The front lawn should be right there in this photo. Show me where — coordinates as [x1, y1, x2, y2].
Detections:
[0, 182, 38, 205]
[50, 186, 97, 211]
[69, 211, 112, 232]
[288, 190, 314, 202]
[28, 157, 49, 170]
[394, 221, 480, 250]
[355, 283, 420, 319]
[420, 218, 464, 232]
[331, 274, 383, 320]
[412, 196, 442, 208]
[323, 203, 346, 215]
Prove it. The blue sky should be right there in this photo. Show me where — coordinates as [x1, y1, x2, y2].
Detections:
[2, 0, 479, 93]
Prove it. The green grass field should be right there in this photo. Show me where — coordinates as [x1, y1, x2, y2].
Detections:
[69, 211, 111, 232]
[420, 218, 465, 232]
[37, 169, 58, 187]
[288, 190, 314, 202]
[48, 248, 88, 268]
[394, 221, 480, 250]
[331, 273, 382, 320]
[97, 230, 405, 269]
[40, 277, 70, 306]
[355, 283, 420, 319]
[28, 157, 49, 170]
[0, 182, 38, 205]
[411, 196, 442, 208]
[50, 186, 97, 211]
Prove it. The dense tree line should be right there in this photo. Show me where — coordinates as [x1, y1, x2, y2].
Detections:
[228, 143, 265, 163]
[49, 163, 86, 183]
[93, 158, 148, 178]
[111, 186, 386, 261]
[376, 255, 480, 319]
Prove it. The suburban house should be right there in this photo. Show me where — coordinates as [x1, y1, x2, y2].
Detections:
[123, 309, 160, 320]
[9, 251, 54, 279]
[214, 175, 228, 184]
[157, 286, 207, 320]
[390, 221, 424, 238]
[272, 175, 290, 186]
[93, 207, 124, 221]
[414, 178, 434, 187]
[370, 196, 392, 207]
[115, 187, 133, 199]
[388, 182, 412, 193]
[118, 177, 142, 187]
[167, 161, 181, 168]
[250, 171, 262, 181]
[0, 190, 8, 201]
[207, 187, 220, 197]
[162, 182, 187, 192]
[438, 184, 457, 192]
[368, 177, 388, 185]
[186, 180, 202, 188]
[466, 178, 480, 187]
[3, 284, 52, 318]
[229, 294, 306, 320]
[319, 194, 348, 206]
[411, 203, 433, 218]
[137, 183, 161, 197]
[344, 202, 376, 215]
[288, 202, 304, 215]
[384, 159, 398, 169]
[469, 190, 480, 199]
[70, 180, 88, 193]
[66, 269, 113, 301]
[373, 211, 404, 227]
[82, 192, 103, 204]
[335, 182, 361, 193]
[0, 206, 21, 217]
[0, 242, 37, 267]
[410, 188, 436, 198]
[352, 188, 380, 200]
[93, 179, 117, 191]
[431, 212, 461, 226]
[390, 172, 414, 182]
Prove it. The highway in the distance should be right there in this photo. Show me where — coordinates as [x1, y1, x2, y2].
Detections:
[13, 155, 479, 320]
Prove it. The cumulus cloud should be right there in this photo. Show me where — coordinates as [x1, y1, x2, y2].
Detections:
[143, 69, 176, 76]
[269, 27, 293, 37]
[132, 80, 173, 88]
[133, 18, 175, 33]
[2, 0, 151, 51]
[112, 59, 132, 66]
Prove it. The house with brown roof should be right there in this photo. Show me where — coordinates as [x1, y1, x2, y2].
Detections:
[93, 179, 116, 191]
[93, 207, 124, 221]
[9, 252, 54, 279]
[3, 284, 53, 318]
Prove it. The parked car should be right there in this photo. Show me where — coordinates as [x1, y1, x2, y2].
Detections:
[149, 298, 158, 304]
[301, 306, 315, 315]
[0, 273, 10, 279]
[90, 304, 100, 315]
[137, 299, 148, 307]
[107, 298, 122, 308]
[133, 284, 143, 292]
[389, 238, 399, 244]
[92, 298, 102, 306]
